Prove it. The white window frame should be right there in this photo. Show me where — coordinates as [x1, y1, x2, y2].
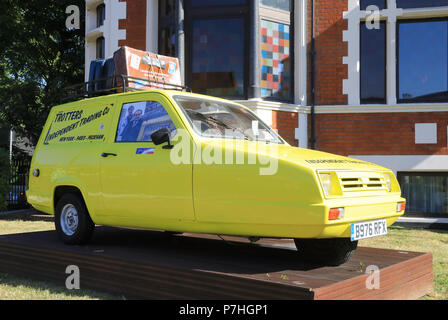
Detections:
[343, 0, 448, 106]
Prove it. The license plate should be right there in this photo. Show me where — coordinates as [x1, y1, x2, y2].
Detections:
[350, 219, 387, 241]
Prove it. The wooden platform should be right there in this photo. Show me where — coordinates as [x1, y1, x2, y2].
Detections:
[0, 227, 433, 300]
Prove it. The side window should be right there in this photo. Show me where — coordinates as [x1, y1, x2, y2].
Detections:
[116, 101, 177, 142]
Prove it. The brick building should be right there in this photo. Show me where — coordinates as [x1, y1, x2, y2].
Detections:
[85, 0, 448, 217]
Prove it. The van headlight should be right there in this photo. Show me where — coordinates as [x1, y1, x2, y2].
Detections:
[382, 173, 392, 192]
[319, 173, 332, 196]
[318, 172, 342, 197]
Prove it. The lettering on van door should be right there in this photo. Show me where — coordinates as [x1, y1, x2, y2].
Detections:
[43, 106, 110, 145]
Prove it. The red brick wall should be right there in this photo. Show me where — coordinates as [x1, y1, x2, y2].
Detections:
[313, 0, 348, 106]
[118, 0, 147, 50]
[272, 111, 298, 146]
[314, 112, 448, 156]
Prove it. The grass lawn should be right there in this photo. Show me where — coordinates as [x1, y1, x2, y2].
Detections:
[360, 225, 448, 300]
[0, 210, 447, 300]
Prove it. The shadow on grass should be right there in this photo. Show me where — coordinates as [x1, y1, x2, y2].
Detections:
[0, 210, 54, 223]
[0, 272, 121, 300]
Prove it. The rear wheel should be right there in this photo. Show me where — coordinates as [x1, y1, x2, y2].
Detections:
[55, 193, 95, 245]
[294, 238, 358, 266]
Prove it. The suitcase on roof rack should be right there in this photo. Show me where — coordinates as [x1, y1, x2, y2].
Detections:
[103, 58, 116, 90]
[87, 60, 97, 95]
[94, 59, 106, 92]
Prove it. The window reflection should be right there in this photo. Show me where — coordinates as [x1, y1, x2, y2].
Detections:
[96, 37, 105, 59]
[360, 0, 386, 10]
[360, 22, 386, 104]
[260, 20, 291, 101]
[260, 0, 291, 11]
[399, 173, 448, 215]
[396, 0, 448, 9]
[192, 18, 245, 98]
[398, 20, 448, 103]
[191, 0, 246, 7]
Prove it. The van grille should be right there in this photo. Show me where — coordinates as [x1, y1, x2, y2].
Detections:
[338, 174, 388, 193]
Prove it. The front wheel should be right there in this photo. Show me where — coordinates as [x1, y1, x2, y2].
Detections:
[55, 193, 95, 245]
[294, 238, 358, 266]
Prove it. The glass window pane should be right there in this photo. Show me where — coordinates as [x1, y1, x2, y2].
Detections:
[360, 0, 386, 10]
[174, 96, 283, 143]
[159, 0, 175, 18]
[97, 4, 105, 28]
[398, 20, 448, 103]
[399, 174, 448, 215]
[260, 0, 291, 11]
[360, 22, 386, 104]
[396, 0, 448, 9]
[192, 18, 245, 98]
[191, 0, 246, 7]
[96, 37, 105, 59]
[159, 26, 176, 57]
[116, 101, 176, 142]
[260, 20, 292, 101]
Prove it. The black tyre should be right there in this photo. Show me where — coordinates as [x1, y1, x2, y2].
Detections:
[55, 193, 95, 245]
[294, 238, 358, 266]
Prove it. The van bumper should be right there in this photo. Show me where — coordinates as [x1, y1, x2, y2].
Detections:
[305, 195, 406, 239]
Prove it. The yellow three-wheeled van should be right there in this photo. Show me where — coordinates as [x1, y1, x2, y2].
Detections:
[27, 89, 406, 266]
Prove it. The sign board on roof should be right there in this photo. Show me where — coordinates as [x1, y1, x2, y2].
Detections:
[113, 46, 182, 90]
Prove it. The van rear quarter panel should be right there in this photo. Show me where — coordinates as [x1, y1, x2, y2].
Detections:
[28, 97, 116, 218]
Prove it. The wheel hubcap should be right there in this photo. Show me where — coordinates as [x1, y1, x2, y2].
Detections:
[60, 204, 79, 236]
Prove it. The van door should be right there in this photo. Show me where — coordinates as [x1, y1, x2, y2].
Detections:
[98, 92, 195, 227]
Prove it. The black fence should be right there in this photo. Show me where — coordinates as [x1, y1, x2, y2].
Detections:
[8, 158, 31, 210]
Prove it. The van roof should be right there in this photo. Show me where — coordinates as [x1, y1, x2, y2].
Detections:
[56, 89, 243, 110]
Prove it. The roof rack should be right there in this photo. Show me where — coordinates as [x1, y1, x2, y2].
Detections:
[62, 74, 192, 103]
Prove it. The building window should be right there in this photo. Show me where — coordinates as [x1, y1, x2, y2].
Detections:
[360, 0, 386, 10]
[396, 0, 448, 9]
[360, 21, 386, 104]
[260, 20, 291, 100]
[96, 36, 105, 59]
[397, 19, 448, 103]
[186, 1, 249, 98]
[259, 0, 293, 102]
[351, 0, 448, 105]
[97, 3, 106, 28]
[398, 172, 448, 216]
[191, 18, 245, 97]
[191, 0, 247, 7]
[158, 0, 176, 57]
[260, 0, 291, 11]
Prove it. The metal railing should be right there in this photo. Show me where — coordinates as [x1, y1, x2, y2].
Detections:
[8, 158, 31, 210]
[62, 74, 192, 103]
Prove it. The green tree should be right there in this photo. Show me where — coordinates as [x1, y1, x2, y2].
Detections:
[0, 0, 85, 145]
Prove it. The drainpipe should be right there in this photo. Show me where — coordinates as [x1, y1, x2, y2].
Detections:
[249, 0, 261, 99]
[9, 129, 14, 162]
[175, 0, 185, 85]
[309, 0, 316, 149]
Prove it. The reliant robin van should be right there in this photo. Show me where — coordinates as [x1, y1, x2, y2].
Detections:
[27, 89, 406, 266]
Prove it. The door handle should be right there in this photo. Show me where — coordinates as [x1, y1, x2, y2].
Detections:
[101, 152, 117, 158]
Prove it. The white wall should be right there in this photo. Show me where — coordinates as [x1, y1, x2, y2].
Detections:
[350, 155, 448, 175]
[85, 0, 126, 80]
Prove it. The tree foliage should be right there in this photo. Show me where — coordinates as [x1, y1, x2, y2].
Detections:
[0, 0, 85, 145]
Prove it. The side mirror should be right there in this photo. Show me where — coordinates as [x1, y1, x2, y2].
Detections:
[151, 128, 174, 149]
